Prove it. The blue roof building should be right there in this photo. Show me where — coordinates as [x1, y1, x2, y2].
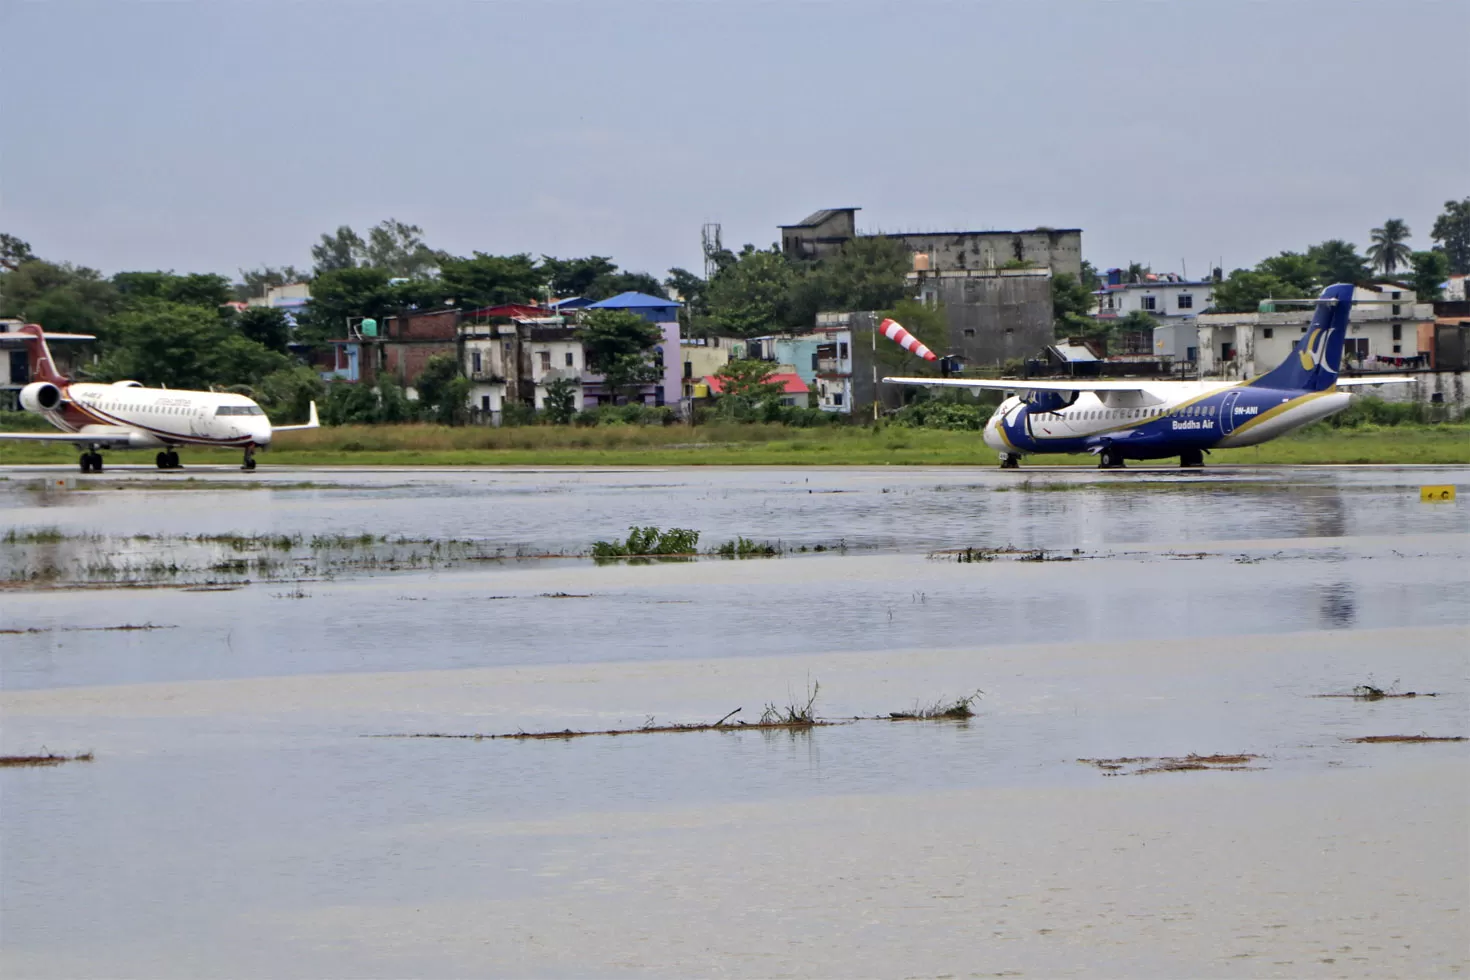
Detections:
[586, 292, 681, 324]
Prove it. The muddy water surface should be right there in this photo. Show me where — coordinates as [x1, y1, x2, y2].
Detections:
[2, 464, 1467, 978]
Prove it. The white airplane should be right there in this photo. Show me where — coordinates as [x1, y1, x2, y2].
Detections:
[0, 323, 318, 472]
[885, 282, 1417, 468]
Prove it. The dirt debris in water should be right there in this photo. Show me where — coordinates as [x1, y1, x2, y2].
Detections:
[1346, 735, 1466, 744]
[0, 752, 94, 768]
[1079, 753, 1264, 776]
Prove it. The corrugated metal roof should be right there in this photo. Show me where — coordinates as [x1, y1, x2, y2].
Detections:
[704, 372, 808, 395]
[1049, 342, 1099, 363]
[586, 291, 681, 309]
[780, 208, 860, 229]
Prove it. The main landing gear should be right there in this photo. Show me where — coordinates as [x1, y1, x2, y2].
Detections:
[242, 445, 257, 471]
[155, 450, 182, 470]
[78, 451, 104, 473]
[998, 452, 1021, 470]
[1179, 448, 1205, 468]
[1098, 445, 1126, 469]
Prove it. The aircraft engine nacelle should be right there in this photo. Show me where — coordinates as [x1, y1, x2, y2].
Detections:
[19, 381, 63, 413]
[1024, 390, 1077, 413]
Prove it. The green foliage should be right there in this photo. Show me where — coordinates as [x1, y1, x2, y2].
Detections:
[664, 267, 707, 319]
[1078, 259, 1101, 293]
[321, 380, 381, 425]
[375, 376, 414, 422]
[0, 233, 35, 270]
[710, 358, 785, 418]
[1050, 273, 1093, 332]
[1313, 395, 1428, 428]
[587, 271, 666, 300]
[1431, 198, 1470, 275]
[413, 353, 470, 426]
[1210, 269, 1306, 313]
[363, 219, 438, 278]
[1305, 239, 1371, 285]
[297, 266, 396, 342]
[438, 252, 543, 308]
[541, 256, 616, 298]
[1410, 249, 1450, 301]
[0, 260, 118, 333]
[311, 226, 366, 274]
[1367, 219, 1413, 276]
[111, 271, 232, 309]
[792, 237, 911, 324]
[92, 300, 289, 389]
[543, 377, 578, 424]
[590, 526, 700, 557]
[713, 536, 779, 558]
[256, 366, 325, 424]
[1255, 252, 1320, 293]
[890, 400, 990, 430]
[573, 403, 678, 427]
[705, 246, 796, 337]
[236, 306, 293, 352]
[577, 309, 663, 402]
[234, 265, 306, 302]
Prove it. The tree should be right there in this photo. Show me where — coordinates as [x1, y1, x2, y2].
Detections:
[1050, 273, 1094, 335]
[1431, 198, 1470, 275]
[711, 358, 786, 417]
[1, 260, 119, 334]
[1306, 239, 1371, 285]
[1209, 269, 1305, 313]
[1255, 252, 1320, 293]
[664, 267, 707, 318]
[786, 236, 912, 327]
[311, 226, 366, 274]
[93, 300, 288, 389]
[543, 376, 578, 424]
[0, 233, 34, 271]
[413, 352, 471, 425]
[256, 365, 325, 424]
[363, 219, 438, 278]
[235, 265, 306, 302]
[586, 270, 666, 301]
[1367, 219, 1412, 276]
[1078, 259, 1101, 293]
[297, 266, 396, 342]
[236, 306, 293, 352]
[577, 309, 663, 403]
[438, 252, 543, 308]
[704, 246, 796, 337]
[1409, 249, 1450, 302]
[541, 256, 616, 298]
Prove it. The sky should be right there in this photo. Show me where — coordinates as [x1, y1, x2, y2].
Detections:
[3, 0, 1467, 283]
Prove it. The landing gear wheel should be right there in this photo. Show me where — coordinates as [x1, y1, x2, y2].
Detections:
[1179, 448, 1204, 468]
[999, 452, 1021, 470]
[242, 447, 257, 472]
[1099, 446, 1125, 469]
[79, 452, 104, 473]
[166, 450, 180, 469]
[156, 452, 170, 470]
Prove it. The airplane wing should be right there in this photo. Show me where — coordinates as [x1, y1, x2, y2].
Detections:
[0, 426, 136, 447]
[271, 401, 320, 432]
[1335, 377, 1417, 386]
[883, 376, 1157, 392]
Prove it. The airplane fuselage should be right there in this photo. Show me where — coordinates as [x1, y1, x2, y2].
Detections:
[983, 382, 1353, 460]
[44, 382, 274, 449]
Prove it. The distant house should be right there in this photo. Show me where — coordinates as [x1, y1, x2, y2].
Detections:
[703, 371, 809, 407]
[583, 292, 682, 407]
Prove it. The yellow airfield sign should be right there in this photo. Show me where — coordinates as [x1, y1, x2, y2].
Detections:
[1420, 485, 1456, 502]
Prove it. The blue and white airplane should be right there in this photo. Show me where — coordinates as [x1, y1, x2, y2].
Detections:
[884, 282, 1416, 468]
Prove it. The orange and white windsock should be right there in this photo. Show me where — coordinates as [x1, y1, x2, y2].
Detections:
[879, 318, 937, 361]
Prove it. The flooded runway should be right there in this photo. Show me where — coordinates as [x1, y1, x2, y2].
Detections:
[3, 465, 1467, 978]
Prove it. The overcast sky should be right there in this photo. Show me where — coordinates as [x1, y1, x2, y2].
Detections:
[4, 1, 1466, 283]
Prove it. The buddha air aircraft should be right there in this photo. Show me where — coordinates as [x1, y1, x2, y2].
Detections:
[884, 282, 1416, 468]
[0, 323, 318, 472]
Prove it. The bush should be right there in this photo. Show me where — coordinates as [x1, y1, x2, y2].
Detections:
[1321, 396, 1427, 428]
[890, 401, 989, 430]
[591, 526, 700, 557]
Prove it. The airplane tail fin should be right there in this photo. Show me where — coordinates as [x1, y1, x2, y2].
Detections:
[1248, 282, 1355, 391]
[17, 324, 69, 386]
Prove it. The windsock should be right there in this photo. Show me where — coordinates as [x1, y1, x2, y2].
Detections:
[879, 318, 937, 361]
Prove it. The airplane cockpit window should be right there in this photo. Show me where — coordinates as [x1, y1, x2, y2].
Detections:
[216, 405, 266, 416]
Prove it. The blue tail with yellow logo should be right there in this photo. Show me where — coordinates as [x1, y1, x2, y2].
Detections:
[1248, 282, 1355, 391]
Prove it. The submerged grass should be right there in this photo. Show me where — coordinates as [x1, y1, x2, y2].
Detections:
[1346, 735, 1466, 743]
[888, 690, 984, 721]
[1079, 753, 1264, 775]
[0, 751, 94, 768]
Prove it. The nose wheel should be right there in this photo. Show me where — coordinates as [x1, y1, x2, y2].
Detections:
[998, 452, 1021, 469]
[242, 446, 257, 471]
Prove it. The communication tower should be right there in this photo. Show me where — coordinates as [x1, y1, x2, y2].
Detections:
[701, 223, 723, 281]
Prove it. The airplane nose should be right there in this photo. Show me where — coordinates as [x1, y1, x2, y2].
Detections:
[247, 421, 272, 447]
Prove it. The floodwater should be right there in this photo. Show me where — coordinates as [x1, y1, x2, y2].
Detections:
[2, 464, 1467, 978]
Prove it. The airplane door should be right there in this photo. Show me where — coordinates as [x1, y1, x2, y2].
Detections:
[1219, 390, 1242, 435]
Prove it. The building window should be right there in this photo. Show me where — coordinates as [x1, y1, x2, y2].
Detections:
[838, 342, 848, 359]
[1177, 294, 1193, 310]
[1263, 328, 1273, 339]
[1392, 304, 1402, 316]
[832, 392, 843, 406]
[565, 351, 574, 367]
[1392, 344, 1402, 353]
[481, 395, 490, 411]
[1391, 291, 1401, 300]
[683, 361, 692, 379]
[472, 351, 482, 373]
[811, 352, 820, 370]
[1141, 296, 1157, 311]
[539, 351, 551, 370]
[1392, 323, 1402, 340]
[963, 328, 976, 338]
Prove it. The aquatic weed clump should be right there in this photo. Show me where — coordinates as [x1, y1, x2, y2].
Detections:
[888, 690, 984, 721]
[590, 526, 700, 558]
[712, 536, 780, 558]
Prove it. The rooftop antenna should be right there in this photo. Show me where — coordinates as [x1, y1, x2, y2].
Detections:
[701, 222, 723, 281]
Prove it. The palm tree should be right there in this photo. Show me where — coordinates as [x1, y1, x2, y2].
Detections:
[1367, 219, 1412, 276]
